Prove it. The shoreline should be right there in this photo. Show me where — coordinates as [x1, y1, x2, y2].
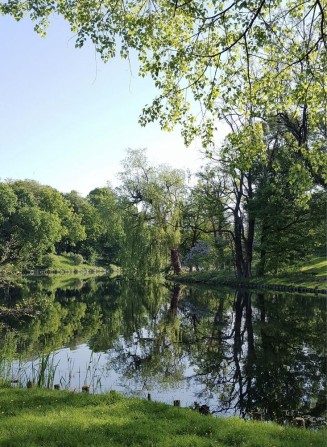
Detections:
[0, 386, 325, 447]
[168, 272, 327, 295]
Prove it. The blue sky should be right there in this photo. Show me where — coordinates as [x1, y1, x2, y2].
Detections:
[0, 14, 212, 195]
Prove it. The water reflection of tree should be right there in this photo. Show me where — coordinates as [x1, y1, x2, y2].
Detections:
[103, 283, 186, 391]
[92, 281, 325, 420]
[0, 278, 104, 360]
[253, 293, 326, 419]
[1, 278, 325, 420]
[188, 289, 326, 420]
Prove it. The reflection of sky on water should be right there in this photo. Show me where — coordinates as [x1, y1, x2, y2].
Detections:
[5, 278, 325, 422]
[11, 343, 217, 411]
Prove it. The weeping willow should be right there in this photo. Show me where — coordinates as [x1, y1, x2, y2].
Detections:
[118, 150, 186, 278]
[120, 210, 170, 279]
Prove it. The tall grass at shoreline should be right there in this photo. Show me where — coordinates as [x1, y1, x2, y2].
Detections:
[1, 352, 105, 393]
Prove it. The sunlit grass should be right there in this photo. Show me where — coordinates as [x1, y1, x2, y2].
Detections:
[261, 257, 327, 289]
[0, 254, 107, 282]
[0, 387, 325, 447]
[300, 257, 327, 277]
[172, 257, 327, 291]
[46, 254, 106, 273]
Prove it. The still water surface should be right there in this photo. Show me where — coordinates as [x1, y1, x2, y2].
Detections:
[0, 276, 325, 420]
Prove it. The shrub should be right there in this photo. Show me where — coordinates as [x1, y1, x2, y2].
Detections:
[69, 253, 84, 266]
[39, 254, 54, 269]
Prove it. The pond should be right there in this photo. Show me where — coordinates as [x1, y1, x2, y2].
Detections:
[0, 276, 326, 422]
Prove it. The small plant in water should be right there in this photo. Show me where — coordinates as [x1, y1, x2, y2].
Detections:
[58, 354, 75, 390]
[2, 353, 60, 389]
[25, 353, 60, 389]
[83, 352, 103, 393]
[1, 350, 105, 393]
[40, 353, 59, 388]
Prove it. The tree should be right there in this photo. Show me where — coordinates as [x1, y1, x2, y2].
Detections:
[65, 188, 123, 265]
[1, 1, 326, 274]
[0, 183, 18, 265]
[1, 1, 325, 181]
[250, 121, 327, 275]
[190, 115, 326, 278]
[65, 190, 102, 263]
[0, 181, 62, 268]
[181, 165, 234, 271]
[87, 186, 124, 265]
[0, 180, 86, 270]
[12, 205, 62, 268]
[190, 126, 261, 279]
[118, 148, 186, 276]
[9, 180, 86, 254]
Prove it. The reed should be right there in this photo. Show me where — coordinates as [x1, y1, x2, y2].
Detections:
[0, 351, 104, 393]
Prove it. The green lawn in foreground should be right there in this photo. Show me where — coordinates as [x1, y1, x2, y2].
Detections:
[0, 387, 325, 447]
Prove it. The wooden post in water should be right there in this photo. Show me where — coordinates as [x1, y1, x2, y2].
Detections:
[147, 393, 151, 401]
[173, 400, 181, 407]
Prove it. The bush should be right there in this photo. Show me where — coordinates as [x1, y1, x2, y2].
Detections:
[39, 254, 54, 269]
[68, 253, 84, 266]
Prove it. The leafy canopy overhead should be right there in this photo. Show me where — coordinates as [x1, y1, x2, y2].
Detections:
[1, 0, 326, 184]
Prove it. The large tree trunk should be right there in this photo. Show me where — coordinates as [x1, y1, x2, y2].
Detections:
[243, 173, 255, 278]
[233, 172, 255, 279]
[233, 174, 247, 279]
[234, 214, 246, 278]
[170, 248, 182, 274]
[244, 213, 255, 278]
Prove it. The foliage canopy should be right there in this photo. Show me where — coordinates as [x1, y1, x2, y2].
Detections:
[1, 1, 326, 184]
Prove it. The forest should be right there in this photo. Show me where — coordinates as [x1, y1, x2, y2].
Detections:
[0, 145, 325, 278]
[0, 3, 326, 445]
[0, 0, 326, 281]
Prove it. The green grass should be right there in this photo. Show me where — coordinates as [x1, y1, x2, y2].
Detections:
[0, 387, 325, 447]
[170, 257, 327, 292]
[0, 254, 107, 281]
[43, 254, 106, 273]
[257, 257, 327, 290]
[299, 257, 327, 277]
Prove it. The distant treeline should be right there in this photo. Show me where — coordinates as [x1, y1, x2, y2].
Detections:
[0, 146, 326, 277]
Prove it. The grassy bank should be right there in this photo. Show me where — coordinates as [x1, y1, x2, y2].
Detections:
[0, 254, 107, 282]
[30, 254, 107, 275]
[0, 387, 325, 447]
[170, 257, 327, 293]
